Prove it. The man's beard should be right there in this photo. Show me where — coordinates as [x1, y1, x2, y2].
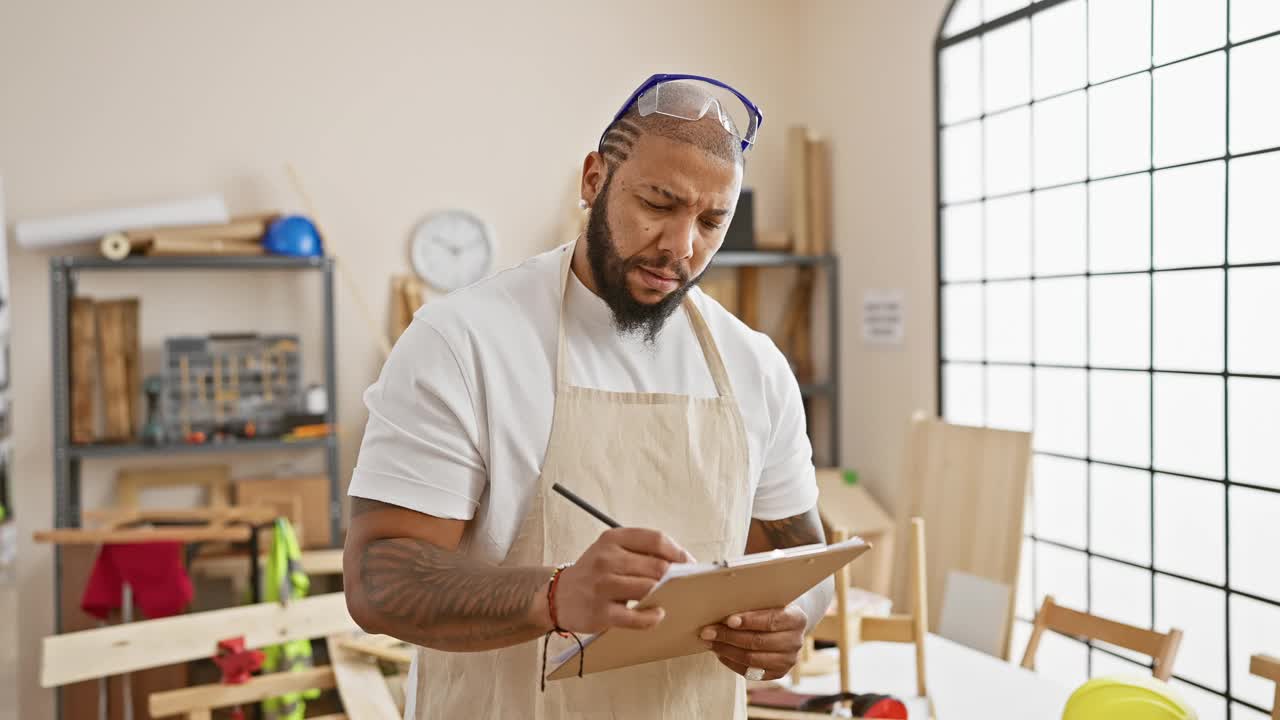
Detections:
[585, 179, 702, 345]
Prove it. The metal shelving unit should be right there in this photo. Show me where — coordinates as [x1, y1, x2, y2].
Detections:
[712, 252, 841, 466]
[47, 254, 339, 654]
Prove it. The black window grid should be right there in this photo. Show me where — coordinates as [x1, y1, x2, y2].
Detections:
[935, 0, 1280, 716]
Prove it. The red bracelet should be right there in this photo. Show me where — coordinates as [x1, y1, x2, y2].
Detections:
[547, 563, 571, 636]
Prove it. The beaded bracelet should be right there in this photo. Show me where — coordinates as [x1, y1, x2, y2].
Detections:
[547, 563, 572, 635]
[541, 563, 582, 691]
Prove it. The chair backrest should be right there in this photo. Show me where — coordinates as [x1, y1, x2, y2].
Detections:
[1020, 596, 1183, 681]
[938, 570, 1014, 658]
[859, 517, 928, 698]
[893, 412, 1032, 657]
[1250, 654, 1280, 720]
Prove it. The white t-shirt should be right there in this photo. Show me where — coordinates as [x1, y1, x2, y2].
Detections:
[348, 244, 818, 563]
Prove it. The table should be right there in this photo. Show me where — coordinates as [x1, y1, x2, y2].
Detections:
[780, 635, 1071, 719]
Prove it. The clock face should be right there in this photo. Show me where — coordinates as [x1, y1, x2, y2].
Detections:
[410, 210, 495, 292]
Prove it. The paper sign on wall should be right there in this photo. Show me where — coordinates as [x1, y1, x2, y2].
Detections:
[862, 289, 904, 346]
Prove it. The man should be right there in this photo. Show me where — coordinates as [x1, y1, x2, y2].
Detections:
[344, 74, 832, 719]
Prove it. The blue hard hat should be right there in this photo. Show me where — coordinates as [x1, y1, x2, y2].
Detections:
[263, 215, 324, 257]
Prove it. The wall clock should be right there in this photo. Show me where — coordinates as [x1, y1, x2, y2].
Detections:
[410, 209, 495, 293]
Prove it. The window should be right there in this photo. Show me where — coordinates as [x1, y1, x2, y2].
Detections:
[937, 1, 1280, 716]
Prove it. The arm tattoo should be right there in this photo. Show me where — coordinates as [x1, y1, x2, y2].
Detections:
[349, 497, 551, 651]
[361, 537, 550, 650]
[756, 506, 826, 549]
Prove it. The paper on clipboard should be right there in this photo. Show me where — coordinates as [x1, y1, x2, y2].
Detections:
[547, 537, 870, 679]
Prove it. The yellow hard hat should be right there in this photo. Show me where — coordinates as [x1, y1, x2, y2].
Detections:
[1062, 676, 1196, 720]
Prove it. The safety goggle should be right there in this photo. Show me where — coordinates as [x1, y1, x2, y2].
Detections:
[601, 73, 764, 153]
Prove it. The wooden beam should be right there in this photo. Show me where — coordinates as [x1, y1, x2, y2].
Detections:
[336, 636, 412, 666]
[149, 666, 335, 717]
[33, 525, 253, 544]
[326, 634, 401, 720]
[1252, 654, 1280, 682]
[82, 505, 278, 527]
[191, 548, 344, 579]
[860, 615, 916, 644]
[42, 592, 355, 688]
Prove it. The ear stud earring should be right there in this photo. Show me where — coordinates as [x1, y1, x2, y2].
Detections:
[578, 199, 589, 210]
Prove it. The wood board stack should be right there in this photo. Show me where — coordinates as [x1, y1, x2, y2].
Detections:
[786, 125, 832, 256]
[99, 213, 280, 261]
[69, 297, 141, 443]
[389, 275, 427, 342]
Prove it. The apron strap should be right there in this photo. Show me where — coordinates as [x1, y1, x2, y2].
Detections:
[556, 237, 736, 399]
[683, 298, 735, 398]
[556, 242, 575, 390]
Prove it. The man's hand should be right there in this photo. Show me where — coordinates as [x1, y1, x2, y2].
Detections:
[700, 604, 808, 681]
[553, 528, 694, 634]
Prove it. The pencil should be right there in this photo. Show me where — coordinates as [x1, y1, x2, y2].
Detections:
[552, 483, 621, 529]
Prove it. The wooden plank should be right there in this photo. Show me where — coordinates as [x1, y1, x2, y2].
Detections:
[34, 525, 253, 544]
[244, 493, 303, 549]
[806, 138, 831, 256]
[82, 505, 277, 527]
[787, 126, 811, 255]
[149, 666, 335, 717]
[910, 518, 928, 698]
[124, 218, 269, 243]
[96, 300, 132, 441]
[833, 529, 852, 695]
[336, 636, 412, 666]
[190, 547, 344, 579]
[737, 267, 760, 329]
[1251, 654, 1280, 682]
[390, 276, 413, 342]
[119, 298, 141, 436]
[860, 615, 916, 644]
[70, 297, 97, 444]
[146, 236, 265, 257]
[326, 634, 400, 720]
[235, 475, 331, 548]
[790, 268, 816, 383]
[42, 592, 355, 687]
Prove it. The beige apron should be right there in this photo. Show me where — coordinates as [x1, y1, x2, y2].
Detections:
[412, 241, 752, 719]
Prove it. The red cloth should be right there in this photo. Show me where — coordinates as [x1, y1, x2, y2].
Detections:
[81, 542, 193, 620]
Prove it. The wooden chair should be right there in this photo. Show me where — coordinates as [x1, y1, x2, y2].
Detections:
[852, 517, 929, 699]
[893, 412, 1032, 659]
[748, 518, 931, 719]
[1251, 654, 1280, 719]
[1020, 596, 1183, 681]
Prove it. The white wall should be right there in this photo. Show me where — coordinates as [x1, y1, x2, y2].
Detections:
[0, 1, 948, 716]
[799, 0, 950, 602]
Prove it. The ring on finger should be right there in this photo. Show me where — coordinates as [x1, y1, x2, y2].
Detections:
[745, 666, 765, 681]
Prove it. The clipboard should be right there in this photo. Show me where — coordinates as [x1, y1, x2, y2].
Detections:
[547, 536, 870, 680]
